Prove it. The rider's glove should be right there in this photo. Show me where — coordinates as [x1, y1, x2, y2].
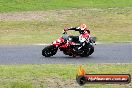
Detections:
[64, 27, 68, 31]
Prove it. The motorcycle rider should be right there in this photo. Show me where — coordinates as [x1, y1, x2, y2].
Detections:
[64, 24, 91, 52]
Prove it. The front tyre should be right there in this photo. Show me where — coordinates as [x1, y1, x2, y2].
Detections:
[42, 45, 58, 57]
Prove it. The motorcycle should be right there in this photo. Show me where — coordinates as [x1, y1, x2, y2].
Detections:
[42, 31, 96, 57]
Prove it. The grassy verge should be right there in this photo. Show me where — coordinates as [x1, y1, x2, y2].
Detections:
[1, 0, 132, 12]
[0, 8, 132, 44]
[0, 0, 132, 44]
[0, 64, 131, 88]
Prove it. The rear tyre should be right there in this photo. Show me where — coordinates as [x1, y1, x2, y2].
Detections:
[88, 45, 94, 55]
[42, 45, 58, 57]
[80, 50, 90, 57]
[80, 44, 94, 57]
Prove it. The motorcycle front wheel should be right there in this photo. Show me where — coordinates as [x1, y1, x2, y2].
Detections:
[42, 45, 58, 57]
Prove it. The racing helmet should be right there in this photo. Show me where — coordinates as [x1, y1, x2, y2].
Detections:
[80, 24, 87, 34]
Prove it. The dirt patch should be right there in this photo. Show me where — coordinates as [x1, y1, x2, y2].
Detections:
[0, 10, 74, 21]
[0, 8, 103, 21]
[0, 7, 132, 21]
[43, 77, 132, 88]
[0, 76, 132, 88]
[43, 77, 81, 88]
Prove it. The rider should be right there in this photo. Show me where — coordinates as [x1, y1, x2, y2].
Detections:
[64, 24, 91, 51]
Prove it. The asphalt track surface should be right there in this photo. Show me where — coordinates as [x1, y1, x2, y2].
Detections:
[0, 43, 132, 64]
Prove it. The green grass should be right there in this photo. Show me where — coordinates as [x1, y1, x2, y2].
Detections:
[0, 0, 132, 12]
[0, 8, 132, 44]
[0, 21, 61, 44]
[0, 64, 131, 88]
[0, 0, 132, 44]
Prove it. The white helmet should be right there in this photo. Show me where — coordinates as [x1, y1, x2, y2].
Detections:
[80, 24, 87, 34]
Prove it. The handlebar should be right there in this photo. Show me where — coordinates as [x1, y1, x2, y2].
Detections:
[63, 31, 67, 34]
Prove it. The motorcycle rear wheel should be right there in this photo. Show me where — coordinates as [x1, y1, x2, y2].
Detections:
[80, 44, 94, 57]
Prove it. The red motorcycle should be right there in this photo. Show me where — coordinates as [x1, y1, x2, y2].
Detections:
[42, 31, 96, 57]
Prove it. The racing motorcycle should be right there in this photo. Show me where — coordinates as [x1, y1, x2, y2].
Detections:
[42, 31, 96, 57]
